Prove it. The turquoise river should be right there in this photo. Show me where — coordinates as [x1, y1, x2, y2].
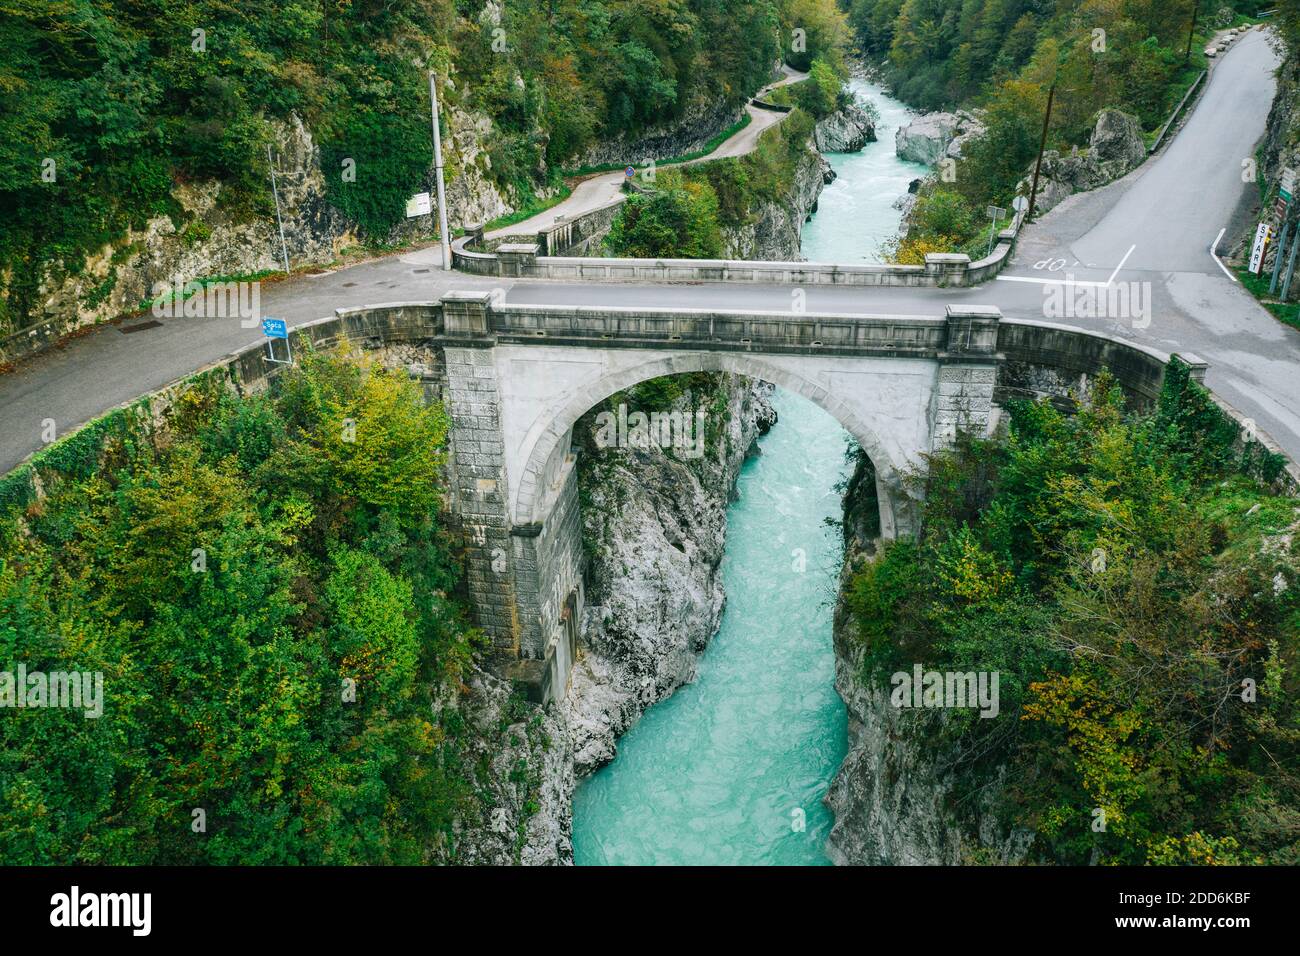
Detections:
[571, 79, 922, 865]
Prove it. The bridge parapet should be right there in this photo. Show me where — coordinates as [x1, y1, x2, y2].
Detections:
[447, 210, 1026, 290]
[458, 294, 966, 356]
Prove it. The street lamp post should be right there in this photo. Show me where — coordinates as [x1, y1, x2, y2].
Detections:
[429, 71, 452, 272]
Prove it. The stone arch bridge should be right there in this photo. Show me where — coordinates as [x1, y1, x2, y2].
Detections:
[233, 290, 1217, 704]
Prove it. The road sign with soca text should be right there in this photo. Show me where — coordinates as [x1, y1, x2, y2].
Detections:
[261, 317, 288, 339]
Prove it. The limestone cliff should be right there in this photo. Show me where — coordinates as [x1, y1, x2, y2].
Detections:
[17, 107, 518, 357]
[1014, 108, 1146, 217]
[823, 451, 1033, 865]
[1252, 32, 1299, 270]
[564, 375, 776, 776]
[721, 131, 830, 261]
[439, 665, 576, 865]
[571, 97, 748, 170]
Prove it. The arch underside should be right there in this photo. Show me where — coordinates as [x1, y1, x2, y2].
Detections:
[504, 348, 935, 537]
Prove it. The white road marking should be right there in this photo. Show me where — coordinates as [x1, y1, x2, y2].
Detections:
[1209, 228, 1238, 282]
[998, 245, 1135, 288]
[995, 275, 1109, 287]
[1106, 245, 1136, 286]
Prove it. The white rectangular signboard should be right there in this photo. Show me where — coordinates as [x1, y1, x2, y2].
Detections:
[1249, 222, 1272, 274]
[405, 192, 432, 218]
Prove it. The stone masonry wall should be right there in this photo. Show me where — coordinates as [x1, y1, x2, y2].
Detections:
[444, 345, 518, 658]
[931, 363, 998, 446]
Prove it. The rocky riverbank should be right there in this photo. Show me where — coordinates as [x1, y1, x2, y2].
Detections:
[721, 138, 830, 260]
[822, 451, 1033, 865]
[894, 110, 984, 165]
[815, 99, 877, 153]
[722, 98, 875, 260]
[446, 373, 775, 863]
[565, 375, 776, 776]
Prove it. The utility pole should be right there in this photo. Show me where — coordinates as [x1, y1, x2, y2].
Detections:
[267, 144, 291, 275]
[1184, 0, 1199, 64]
[1026, 82, 1056, 221]
[428, 71, 452, 272]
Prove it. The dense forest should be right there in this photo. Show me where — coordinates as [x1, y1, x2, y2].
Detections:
[0, 350, 505, 863]
[849, 0, 1274, 110]
[0, 0, 846, 336]
[848, 368, 1300, 864]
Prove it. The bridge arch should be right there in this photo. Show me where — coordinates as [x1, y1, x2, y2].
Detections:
[508, 349, 920, 541]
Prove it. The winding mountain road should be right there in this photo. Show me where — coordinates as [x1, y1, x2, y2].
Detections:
[1, 29, 1296, 476]
[488, 64, 807, 241]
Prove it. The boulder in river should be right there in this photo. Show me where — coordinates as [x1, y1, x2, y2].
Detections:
[815, 100, 877, 153]
[894, 111, 982, 165]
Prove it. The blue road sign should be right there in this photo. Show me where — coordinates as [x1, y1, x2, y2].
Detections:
[261, 317, 287, 339]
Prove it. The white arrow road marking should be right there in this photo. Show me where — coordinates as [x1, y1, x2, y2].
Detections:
[1210, 228, 1238, 282]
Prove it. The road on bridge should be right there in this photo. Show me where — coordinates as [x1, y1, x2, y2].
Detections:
[1, 28, 1296, 475]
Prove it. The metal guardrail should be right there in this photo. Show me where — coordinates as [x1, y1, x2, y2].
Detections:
[1150, 70, 1207, 155]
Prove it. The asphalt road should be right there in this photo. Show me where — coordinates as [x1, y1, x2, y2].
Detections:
[1, 29, 1296, 475]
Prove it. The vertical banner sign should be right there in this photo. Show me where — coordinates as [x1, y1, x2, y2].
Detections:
[1249, 223, 1272, 275]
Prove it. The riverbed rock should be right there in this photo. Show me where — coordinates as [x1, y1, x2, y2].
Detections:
[895, 111, 983, 166]
[815, 100, 877, 153]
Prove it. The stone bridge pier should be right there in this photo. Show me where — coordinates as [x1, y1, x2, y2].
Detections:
[437, 292, 1003, 704]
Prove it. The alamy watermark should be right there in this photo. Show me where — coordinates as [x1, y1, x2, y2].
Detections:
[150, 275, 261, 327]
[890, 665, 1000, 718]
[1043, 279, 1151, 329]
[0, 664, 103, 719]
[593, 404, 707, 459]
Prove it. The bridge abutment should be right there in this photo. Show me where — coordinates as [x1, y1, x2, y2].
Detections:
[443, 292, 585, 702]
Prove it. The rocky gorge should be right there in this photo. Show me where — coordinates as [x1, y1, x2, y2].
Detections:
[444, 94, 874, 862]
[721, 100, 875, 260]
[449, 375, 777, 864]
